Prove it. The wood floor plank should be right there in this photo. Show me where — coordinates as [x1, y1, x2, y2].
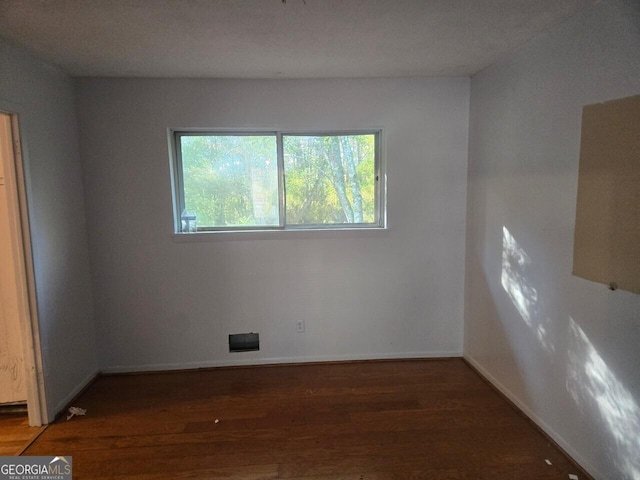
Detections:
[0, 413, 46, 456]
[88, 463, 279, 480]
[22, 359, 591, 479]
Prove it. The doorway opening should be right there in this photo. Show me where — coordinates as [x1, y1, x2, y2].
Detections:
[0, 111, 46, 427]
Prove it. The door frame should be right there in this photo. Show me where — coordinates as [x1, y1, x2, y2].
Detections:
[0, 109, 47, 426]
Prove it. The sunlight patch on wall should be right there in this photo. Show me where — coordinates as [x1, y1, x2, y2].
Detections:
[501, 226, 555, 354]
[501, 226, 537, 326]
[567, 317, 640, 480]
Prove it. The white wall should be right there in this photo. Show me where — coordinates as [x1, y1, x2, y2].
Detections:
[75, 77, 469, 372]
[0, 40, 98, 422]
[465, 1, 640, 479]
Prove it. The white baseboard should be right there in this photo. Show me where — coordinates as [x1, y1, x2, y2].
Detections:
[100, 350, 462, 374]
[50, 368, 99, 423]
[464, 354, 603, 480]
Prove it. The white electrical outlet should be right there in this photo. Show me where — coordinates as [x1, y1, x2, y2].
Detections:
[296, 320, 305, 333]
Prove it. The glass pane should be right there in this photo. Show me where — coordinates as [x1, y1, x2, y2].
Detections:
[283, 134, 376, 225]
[180, 135, 279, 228]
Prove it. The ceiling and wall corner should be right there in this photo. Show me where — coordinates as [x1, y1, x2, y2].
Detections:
[0, 0, 593, 79]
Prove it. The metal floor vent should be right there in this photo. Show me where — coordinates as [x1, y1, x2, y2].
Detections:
[229, 332, 260, 352]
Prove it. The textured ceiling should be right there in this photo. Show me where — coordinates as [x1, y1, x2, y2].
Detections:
[0, 0, 594, 78]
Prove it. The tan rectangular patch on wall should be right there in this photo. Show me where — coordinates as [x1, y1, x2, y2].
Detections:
[572, 94, 640, 294]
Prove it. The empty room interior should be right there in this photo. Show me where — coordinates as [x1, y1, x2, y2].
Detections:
[0, 0, 639, 479]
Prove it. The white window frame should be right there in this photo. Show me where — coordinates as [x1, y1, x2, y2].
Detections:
[170, 129, 386, 233]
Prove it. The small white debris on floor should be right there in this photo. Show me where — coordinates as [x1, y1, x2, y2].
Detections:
[67, 406, 87, 420]
[545, 459, 552, 465]
[214, 419, 219, 423]
[569, 474, 579, 480]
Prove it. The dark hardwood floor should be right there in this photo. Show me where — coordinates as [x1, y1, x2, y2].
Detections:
[23, 359, 590, 479]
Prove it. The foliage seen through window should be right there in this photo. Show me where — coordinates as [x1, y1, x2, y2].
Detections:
[175, 132, 381, 231]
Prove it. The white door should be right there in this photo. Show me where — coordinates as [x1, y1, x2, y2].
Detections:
[0, 112, 26, 405]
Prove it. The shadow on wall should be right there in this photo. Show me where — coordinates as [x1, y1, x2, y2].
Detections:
[500, 226, 640, 479]
[567, 317, 640, 480]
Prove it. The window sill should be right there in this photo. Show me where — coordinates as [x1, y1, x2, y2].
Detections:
[171, 226, 388, 242]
